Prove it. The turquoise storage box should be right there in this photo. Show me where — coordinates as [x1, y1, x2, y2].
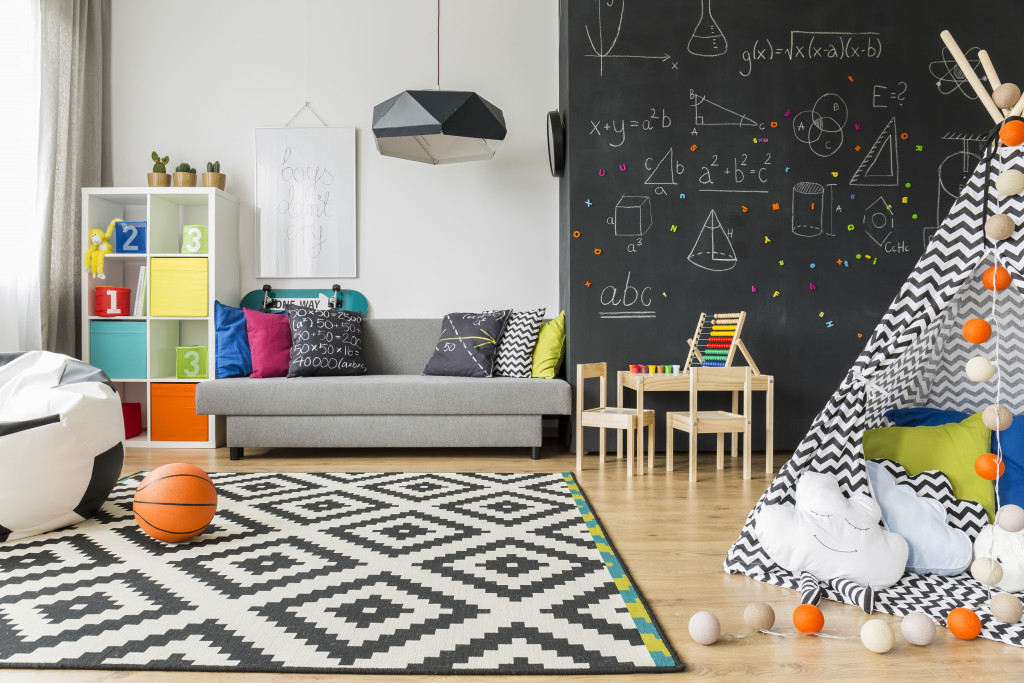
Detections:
[89, 320, 146, 379]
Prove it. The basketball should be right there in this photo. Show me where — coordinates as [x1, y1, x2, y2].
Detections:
[133, 463, 218, 543]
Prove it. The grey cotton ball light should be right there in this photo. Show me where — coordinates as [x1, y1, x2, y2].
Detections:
[997, 504, 1024, 532]
[688, 611, 720, 645]
[901, 611, 936, 646]
[993, 83, 1022, 109]
[983, 404, 1013, 431]
[743, 602, 775, 631]
[991, 592, 1024, 624]
[986, 214, 1016, 241]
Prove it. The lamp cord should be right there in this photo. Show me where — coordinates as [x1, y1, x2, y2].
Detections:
[437, 0, 440, 89]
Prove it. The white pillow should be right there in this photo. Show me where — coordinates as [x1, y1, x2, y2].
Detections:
[755, 471, 909, 589]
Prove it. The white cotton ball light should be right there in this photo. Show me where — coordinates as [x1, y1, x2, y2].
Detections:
[688, 611, 721, 645]
[900, 611, 936, 646]
[965, 357, 996, 383]
[986, 214, 1017, 241]
[983, 404, 1014, 432]
[997, 504, 1024, 532]
[991, 592, 1024, 624]
[996, 170, 1024, 196]
[971, 557, 1004, 586]
[743, 602, 775, 631]
[860, 619, 895, 653]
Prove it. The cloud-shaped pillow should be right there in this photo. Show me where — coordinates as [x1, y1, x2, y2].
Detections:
[755, 471, 909, 589]
[974, 524, 1024, 592]
[865, 461, 972, 575]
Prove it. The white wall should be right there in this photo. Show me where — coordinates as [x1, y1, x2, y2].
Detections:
[110, 0, 558, 318]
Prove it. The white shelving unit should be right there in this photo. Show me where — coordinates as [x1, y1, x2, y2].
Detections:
[81, 187, 239, 448]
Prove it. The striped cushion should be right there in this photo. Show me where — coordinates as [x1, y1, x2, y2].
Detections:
[494, 308, 546, 378]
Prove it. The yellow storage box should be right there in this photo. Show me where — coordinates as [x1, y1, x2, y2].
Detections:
[150, 258, 208, 317]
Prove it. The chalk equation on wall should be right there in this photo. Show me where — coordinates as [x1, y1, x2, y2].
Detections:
[583, 0, 673, 76]
[255, 126, 356, 278]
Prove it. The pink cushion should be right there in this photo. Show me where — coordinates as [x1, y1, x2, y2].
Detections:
[244, 308, 291, 378]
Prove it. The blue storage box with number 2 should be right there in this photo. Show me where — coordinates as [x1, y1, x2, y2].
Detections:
[114, 220, 147, 254]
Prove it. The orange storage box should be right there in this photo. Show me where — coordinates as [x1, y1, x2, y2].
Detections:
[150, 383, 208, 442]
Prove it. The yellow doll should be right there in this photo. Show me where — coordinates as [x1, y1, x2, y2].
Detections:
[84, 219, 117, 279]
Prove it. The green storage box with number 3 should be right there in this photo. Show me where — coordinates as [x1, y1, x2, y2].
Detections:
[180, 224, 208, 254]
[176, 345, 209, 379]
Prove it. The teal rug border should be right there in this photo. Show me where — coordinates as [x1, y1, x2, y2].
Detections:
[561, 472, 685, 672]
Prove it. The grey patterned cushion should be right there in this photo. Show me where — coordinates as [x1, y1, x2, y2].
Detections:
[422, 311, 511, 378]
[493, 308, 546, 378]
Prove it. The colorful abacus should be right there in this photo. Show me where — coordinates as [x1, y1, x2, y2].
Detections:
[684, 312, 756, 372]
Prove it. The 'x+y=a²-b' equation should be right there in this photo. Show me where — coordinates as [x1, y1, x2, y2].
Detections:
[740, 31, 882, 77]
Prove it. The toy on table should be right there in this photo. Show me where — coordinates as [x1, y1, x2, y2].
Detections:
[84, 218, 117, 279]
[683, 310, 759, 372]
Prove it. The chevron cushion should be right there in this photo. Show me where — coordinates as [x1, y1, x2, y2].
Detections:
[493, 308, 546, 378]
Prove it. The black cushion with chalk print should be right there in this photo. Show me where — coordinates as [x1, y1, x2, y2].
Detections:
[285, 305, 367, 377]
[423, 310, 511, 378]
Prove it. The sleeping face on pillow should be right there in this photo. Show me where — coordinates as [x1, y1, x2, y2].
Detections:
[755, 471, 909, 589]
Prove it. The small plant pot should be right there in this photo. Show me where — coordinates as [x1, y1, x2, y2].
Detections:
[147, 172, 171, 187]
[173, 172, 197, 187]
[202, 172, 226, 191]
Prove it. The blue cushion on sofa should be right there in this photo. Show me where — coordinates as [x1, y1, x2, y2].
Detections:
[886, 407, 1024, 510]
[214, 301, 252, 378]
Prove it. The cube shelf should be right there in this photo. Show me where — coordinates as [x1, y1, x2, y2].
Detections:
[81, 187, 239, 448]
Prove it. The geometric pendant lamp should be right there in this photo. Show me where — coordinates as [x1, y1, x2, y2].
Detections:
[371, 90, 506, 165]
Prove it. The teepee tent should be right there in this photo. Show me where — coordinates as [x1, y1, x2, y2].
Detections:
[724, 139, 1024, 646]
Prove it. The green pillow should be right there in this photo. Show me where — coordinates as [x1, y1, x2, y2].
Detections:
[863, 412, 994, 521]
[532, 310, 566, 379]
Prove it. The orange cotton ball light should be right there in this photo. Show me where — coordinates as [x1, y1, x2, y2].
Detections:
[1000, 118, 1024, 147]
[133, 463, 218, 543]
[793, 604, 825, 634]
[947, 607, 982, 640]
[963, 318, 992, 344]
[983, 265, 1012, 291]
[975, 452, 1006, 480]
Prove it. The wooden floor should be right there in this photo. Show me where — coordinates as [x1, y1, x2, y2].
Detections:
[6, 442, 1014, 681]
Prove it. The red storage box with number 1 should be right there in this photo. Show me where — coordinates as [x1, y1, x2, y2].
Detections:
[94, 286, 132, 317]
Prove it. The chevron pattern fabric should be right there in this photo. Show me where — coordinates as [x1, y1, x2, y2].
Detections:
[799, 571, 822, 605]
[724, 146, 1024, 647]
[0, 472, 682, 674]
[494, 308, 546, 377]
[827, 578, 874, 614]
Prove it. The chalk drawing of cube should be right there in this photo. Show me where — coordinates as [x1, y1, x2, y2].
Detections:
[614, 196, 652, 237]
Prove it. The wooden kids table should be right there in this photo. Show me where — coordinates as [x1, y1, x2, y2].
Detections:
[616, 370, 775, 479]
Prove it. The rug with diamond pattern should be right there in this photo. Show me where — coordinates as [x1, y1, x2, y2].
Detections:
[0, 472, 682, 674]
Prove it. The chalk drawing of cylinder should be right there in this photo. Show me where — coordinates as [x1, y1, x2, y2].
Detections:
[614, 196, 652, 236]
[791, 182, 825, 237]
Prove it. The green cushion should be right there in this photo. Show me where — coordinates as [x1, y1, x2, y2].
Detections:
[531, 311, 566, 379]
[863, 412, 995, 521]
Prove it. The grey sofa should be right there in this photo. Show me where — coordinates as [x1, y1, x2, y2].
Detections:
[195, 318, 571, 460]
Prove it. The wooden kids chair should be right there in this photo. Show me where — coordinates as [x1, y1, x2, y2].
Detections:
[576, 362, 655, 476]
[665, 366, 753, 481]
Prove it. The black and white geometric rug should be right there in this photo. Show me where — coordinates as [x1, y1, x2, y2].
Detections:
[0, 472, 683, 674]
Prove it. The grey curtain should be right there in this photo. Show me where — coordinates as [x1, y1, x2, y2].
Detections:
[37, 0, 111, 357]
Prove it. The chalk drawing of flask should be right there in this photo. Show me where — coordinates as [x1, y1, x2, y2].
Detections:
[687, 0, 728, 57]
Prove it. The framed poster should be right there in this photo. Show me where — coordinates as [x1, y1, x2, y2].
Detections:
[255, 126, 356, 277]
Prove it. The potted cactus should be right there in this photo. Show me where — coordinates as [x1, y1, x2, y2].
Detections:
[147, 152, 170, 187]
[173, 162, 197, 187]
[202, 160, 226, 190]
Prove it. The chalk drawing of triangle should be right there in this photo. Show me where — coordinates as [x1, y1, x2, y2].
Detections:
[693, 93, 759, 127]
[645, 148, 676, 185]
[851, 117, 899, 186]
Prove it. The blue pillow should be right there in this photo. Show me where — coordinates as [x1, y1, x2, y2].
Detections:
[214, 301, 252, 378]
[886, 407, 1024, 509]
[884, 407, 969, 427]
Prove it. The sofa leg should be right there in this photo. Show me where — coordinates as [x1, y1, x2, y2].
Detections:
[229, 447, 243, 461]
[530, 446, 541, 460]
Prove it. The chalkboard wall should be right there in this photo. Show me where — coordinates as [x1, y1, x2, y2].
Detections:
[559, 0, 1021, 451]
